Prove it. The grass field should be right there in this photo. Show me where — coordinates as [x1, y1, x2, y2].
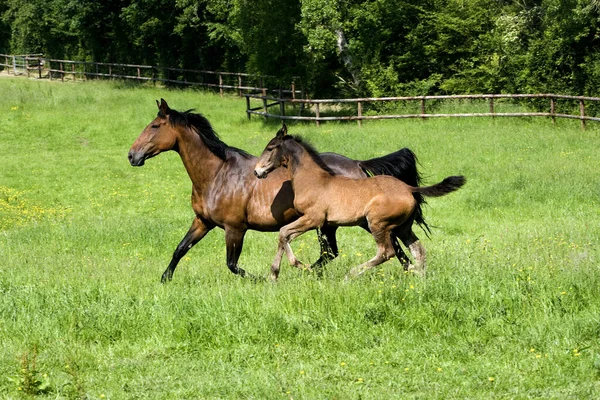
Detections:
[1, 76, 599, 399]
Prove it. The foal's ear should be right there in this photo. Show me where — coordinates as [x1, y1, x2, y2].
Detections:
[157, 98, 171, 115]
[276, 124, 288, 137]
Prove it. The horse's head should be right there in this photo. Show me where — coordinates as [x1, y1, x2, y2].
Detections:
[128, 99, 179, 166]
[254, 124, 289, 179]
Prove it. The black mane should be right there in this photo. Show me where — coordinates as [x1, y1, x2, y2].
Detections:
[286, 135, 337, 176]
[164, 108, 251, 161]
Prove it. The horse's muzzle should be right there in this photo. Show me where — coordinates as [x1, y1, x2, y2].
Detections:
[128, 151, 146, 166]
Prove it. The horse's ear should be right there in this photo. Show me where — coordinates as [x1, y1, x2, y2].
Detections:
[277, 124, 288, 137]
[158, 98, 171, 115]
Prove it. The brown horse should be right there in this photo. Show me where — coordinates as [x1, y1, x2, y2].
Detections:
[254, 125, 466, 280]
[128, 99, 425, 282]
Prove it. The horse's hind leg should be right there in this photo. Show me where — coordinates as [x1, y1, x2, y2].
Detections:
[310, 226, 339, 273]
[391, 229, 411, 271]
[346, 227, 395, 279]
[162, 217, 213, 283]
[401, 230, 426, 276]
[225, 227, 256, 279]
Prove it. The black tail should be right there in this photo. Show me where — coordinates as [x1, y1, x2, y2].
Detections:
[413, 176, 466, 197]
[358, 148, 429, 234]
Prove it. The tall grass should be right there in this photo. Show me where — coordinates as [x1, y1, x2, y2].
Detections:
[0, 77, 599, 398]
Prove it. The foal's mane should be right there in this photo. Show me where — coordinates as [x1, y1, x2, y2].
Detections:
[286, 135, 337, 176]
[163, 108, 251, 161]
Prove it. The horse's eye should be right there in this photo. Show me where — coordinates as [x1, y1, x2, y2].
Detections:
[151, 124, 160, 129]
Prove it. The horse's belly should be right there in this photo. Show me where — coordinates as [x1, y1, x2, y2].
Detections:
[246, 208, 299, 231]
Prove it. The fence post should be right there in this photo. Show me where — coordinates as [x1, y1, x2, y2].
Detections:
[263, 96, 268, 121]
[37, 57, 42, 79]
[280, 100, 286, 118]
[60, 62, 64, 82]
[12, 55, 16, 75]
[420, 98, 426, 119]
[245, 95, 251, 121]
[315, 103, 320, 127]
[219, 74, 224, 97]
[550, 97, 556, 125]
[357, 101, 363, 127]
[580, 99, 586, 130]
[489, 97, 494, 117]
[291, 82, 297, 112]
[238, 75, 243, 97]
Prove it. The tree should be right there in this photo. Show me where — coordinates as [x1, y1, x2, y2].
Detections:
[235, 0, 305, 84]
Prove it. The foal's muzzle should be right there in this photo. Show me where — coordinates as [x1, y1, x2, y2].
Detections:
[254, 168, 268, 179]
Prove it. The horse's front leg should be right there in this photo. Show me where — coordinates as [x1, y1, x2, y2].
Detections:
[162, 217, 213, 283]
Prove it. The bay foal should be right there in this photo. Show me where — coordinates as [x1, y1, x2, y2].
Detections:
[254, 125, 465, 280]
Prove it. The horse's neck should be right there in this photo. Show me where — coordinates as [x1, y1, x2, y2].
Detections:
[176, 127, 225, 191]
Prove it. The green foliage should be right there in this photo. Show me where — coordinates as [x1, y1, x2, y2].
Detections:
[7, 346, 52, 396]
[235, 0, 305, 81]
[2, 0, 600, 98]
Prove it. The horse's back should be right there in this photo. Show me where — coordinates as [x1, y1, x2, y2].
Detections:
[319, 152, 365, 178]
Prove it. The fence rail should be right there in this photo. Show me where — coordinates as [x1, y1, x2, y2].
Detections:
[0, 54, 300, 97]
[244, 93, 600, 129]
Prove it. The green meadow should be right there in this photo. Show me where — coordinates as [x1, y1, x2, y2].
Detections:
[0, 77, 599, 399]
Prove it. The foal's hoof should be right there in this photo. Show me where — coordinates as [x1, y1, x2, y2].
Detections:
[407, 264, 426, 277]
[291, 260, 310, 271]
[345, 266, 366, 280]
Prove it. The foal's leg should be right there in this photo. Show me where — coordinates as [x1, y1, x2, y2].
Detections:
[162, 217, 214, 283]
[346, 227, 396, 279]
[271, 216, 318, 280]
[401, 230, 426, 276]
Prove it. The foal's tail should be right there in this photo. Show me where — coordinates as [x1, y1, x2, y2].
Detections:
[412, 176, 466, 197]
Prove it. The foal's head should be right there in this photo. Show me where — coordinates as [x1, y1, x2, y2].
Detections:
[128, 99, 180, 166]
[254, 125, 290, 179]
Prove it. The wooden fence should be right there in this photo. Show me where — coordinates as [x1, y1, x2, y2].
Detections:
[0, 54, 300, 97]
[244, 93, 600, 129]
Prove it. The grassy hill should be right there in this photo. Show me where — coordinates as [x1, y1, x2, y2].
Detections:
[1, 77, 599, 398]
